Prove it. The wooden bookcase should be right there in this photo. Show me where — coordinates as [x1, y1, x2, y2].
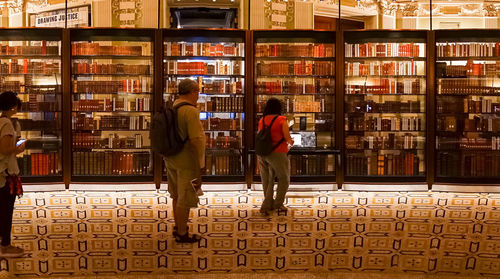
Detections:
[0, 28, 497, 191]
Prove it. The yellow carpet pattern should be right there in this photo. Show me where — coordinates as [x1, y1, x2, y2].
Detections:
[1, 190, 499, 278]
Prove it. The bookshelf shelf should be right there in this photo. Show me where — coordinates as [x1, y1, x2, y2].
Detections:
[165, 74, 244, 78]
[257, 74, 335, 78]
[0, 73, 61, 76]
[345, 57, 426, 61]
[437, 56, 500, 61]
[346, 75, 426, 78]
[70, 30, 154, 181]
[346, 93, 425, 96]
[253, 30, 336, 181]
[164, 56, 245, 60]
[73, 92, 153, 95]
[1, 35, 64, 181]
[255, 56, 335, 61]
[73, 129, 150, 132]
[344, 31, 427, 181]
[73, 73, 151, 77]
[72, 111, 152, 113]
[163, 30, 247, 182]
[0, 55, 61, 59]
[436, 30, 500, 181]
[72, 55, 153, 60]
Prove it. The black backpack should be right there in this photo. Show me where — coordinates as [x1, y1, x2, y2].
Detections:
[150, 102, 194, 157]
[255, 115, 285, 156]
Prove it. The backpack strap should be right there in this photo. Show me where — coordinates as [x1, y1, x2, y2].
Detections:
[173, 102, 195, 110]
[264, 115, 285, 152]
[171, 101, 196, 143]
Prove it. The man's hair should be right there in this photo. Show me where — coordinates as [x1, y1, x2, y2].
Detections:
[178, 79, 199, 95]
[0, 91, 21, 111]
[263, 98, 282, 115]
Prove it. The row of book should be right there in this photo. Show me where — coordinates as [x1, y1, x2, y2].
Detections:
[72, 63, 150, 75]
[204, 151, 242, 175]
[73, 80, 150, 94]
[0, 82, 59, 93]
[0, 44, 59, 55]
[256, 61, 334, 76]
[201, 117, 243, 131]
[72, 98, 152, 112]
[346, 61, 421, 77]
[439, 80, 500, 95]
[164, 61, 243, 75]
[73, 151, 150, 175]
[438, 61, 500, 77]
[197, 96, 244, 113]
[164, 42, 245, 57]
[347, 117, 424, 132]
[437, 98, 500, 114]
[255, 79, 335, 95]
[437, 116, 500, 132]
[257, 97, 325, 113]
[437, 42, 500, 58]
[17, 152, 61, 176]
[165, 79, 243, 94]
[457, 137, 500, 150]
[346, 100, 422, 113]
[0, 61, 59, 75]
[346, 153, 421, 176]
[255, 44, 334, 58]
[18, 117, 59, 133]
[346, 134, 423, 150]
[437, 152, 500, 177]
[72, 43, 145, 56]
[72, 114, 150, 130]
[206, 133, 242, 149]
[73, 132, 145, 149]
[21, 101, 59, 112]
[345, 43, 425, 58]
[345, 79, 422, 95]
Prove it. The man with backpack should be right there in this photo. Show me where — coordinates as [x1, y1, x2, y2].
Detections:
[153, 79, 205, 243]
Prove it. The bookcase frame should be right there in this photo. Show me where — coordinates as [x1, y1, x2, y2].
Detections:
[161, 29, 249, 188]
[434, 29, 500, 186]
[3, 28, 497, 191]
[0, 28, 64, 184]
[250, 30, 339, 188]
[68, 28, 157, 184]
[342, 30, 430, 188]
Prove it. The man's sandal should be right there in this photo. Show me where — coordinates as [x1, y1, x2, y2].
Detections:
[174, 232, 201, 243]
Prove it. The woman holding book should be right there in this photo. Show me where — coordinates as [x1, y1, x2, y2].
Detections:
[257, 98, 294, 216]
[0, 91, 25, 258]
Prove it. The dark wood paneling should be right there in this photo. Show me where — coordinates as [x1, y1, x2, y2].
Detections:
[426, 30, 436, 189]
[62, 29, 72, 189]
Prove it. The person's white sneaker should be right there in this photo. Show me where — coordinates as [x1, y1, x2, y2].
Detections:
[0, 245, 24, 258]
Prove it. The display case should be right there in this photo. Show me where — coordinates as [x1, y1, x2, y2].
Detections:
[70, 29, 155, 182]
[344, 31, 427, 183]
[163, 29, 247, 183]
[0, 29, 63, 183]
[252, 30, 337, 184]
[435, 30, 500, 184]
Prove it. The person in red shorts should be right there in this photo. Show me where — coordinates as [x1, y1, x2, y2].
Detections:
[257, 98, 294, 216]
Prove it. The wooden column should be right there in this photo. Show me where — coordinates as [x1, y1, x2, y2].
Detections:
[335, 25, 345, 188]
[426, 30, 436, 189]
[153, 29, 164, 189]
[61, 29, 72, 189]
[245, 30, 254, 188]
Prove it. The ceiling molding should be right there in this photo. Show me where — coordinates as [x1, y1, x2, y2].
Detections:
[314, 2, 377, 17]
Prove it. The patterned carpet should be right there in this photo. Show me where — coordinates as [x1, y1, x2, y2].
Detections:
[1, 190, 499, 279]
